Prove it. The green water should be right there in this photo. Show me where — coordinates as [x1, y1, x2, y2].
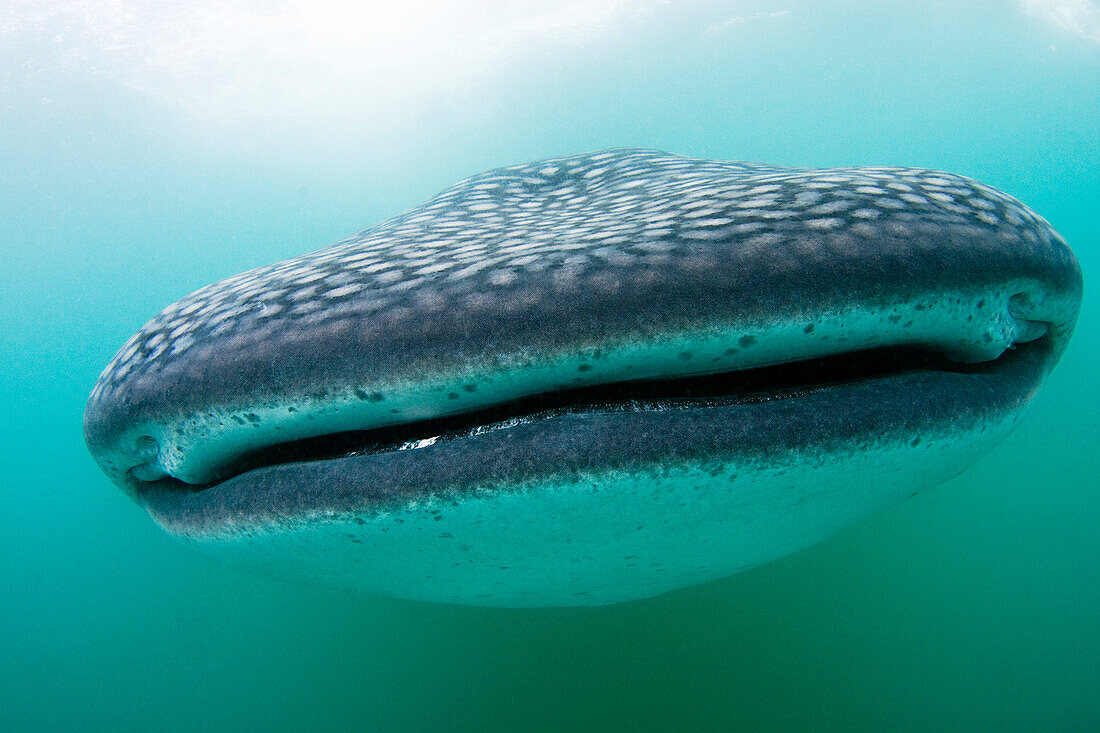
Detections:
[2, 1, 1098, 730]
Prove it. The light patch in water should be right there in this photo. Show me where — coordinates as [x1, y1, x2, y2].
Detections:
[1, 0, 668, 118]
[1020, 0, 1100, 46]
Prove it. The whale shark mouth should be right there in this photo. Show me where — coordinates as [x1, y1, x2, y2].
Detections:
[213, 345, 962, 485]
[133, 336, 1052, 508]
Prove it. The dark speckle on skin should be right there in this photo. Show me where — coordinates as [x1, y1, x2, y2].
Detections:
[739, 335, 757, 348]
[353, 388, 369, 400]
[577, 364, 593, 372]
[678, 351, 693, 360]
[803, 323, 815, 333]
[723, 347, 738, 356]
[463, 383, 478, 393]
[447, 392, 461, 400]
[888, 314, 902, 323]
[245, 413, 260, 424]
[369, 392, 384, 402]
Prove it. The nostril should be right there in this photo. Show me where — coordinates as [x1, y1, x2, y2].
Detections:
[129, 435, 167, 482]
[1009, 292, 1033, 309]
[1007, 291, 1053, 344]
[134, 435, 159, 460]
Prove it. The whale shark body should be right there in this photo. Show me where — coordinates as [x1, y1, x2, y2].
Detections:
[84, 150, 1082, 606]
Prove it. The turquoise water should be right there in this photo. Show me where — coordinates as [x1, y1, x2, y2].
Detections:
[2, 1, 1098, 729]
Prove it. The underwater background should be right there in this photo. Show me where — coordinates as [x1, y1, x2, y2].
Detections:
[2, 1, 1098, 729]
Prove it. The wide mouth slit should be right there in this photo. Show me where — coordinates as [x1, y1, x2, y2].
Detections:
[142, 344, 1020, 494]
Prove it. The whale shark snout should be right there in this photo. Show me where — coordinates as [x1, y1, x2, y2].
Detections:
[84, 150, 1082, 606]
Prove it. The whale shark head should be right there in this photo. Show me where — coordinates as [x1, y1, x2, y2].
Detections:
[84, 149, 1082, 606]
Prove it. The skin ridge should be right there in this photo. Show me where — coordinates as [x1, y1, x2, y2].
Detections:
[139, 338, 1051, 537]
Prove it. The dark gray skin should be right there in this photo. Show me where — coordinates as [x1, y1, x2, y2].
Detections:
[84, 150, 1081, 605]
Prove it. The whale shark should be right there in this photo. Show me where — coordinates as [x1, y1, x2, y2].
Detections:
[84, 149, 1082, 606]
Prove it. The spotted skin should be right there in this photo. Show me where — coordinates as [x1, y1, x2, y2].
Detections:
[82, 150, 1082, 606]
[88, 149, 1063, 402]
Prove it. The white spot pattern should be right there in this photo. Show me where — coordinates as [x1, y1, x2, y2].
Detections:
[88, 149, 1049, 408]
